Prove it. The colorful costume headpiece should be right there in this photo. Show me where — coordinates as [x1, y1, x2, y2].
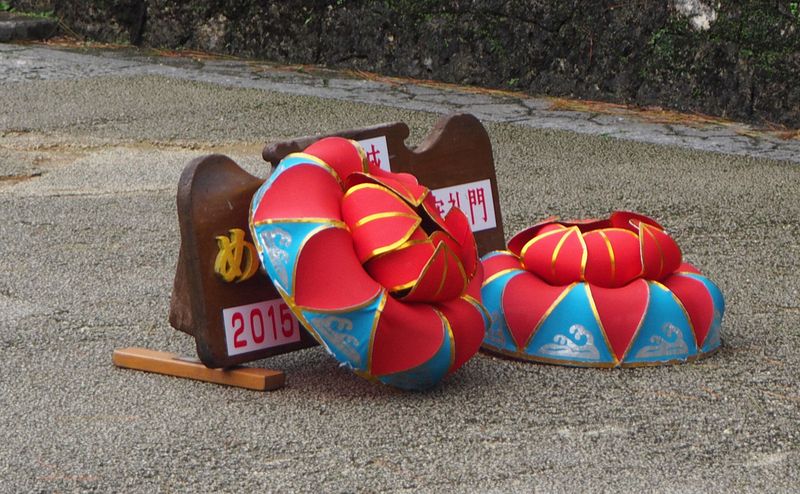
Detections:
[250, 138, 487, 389]
[481, 211, 724, 366]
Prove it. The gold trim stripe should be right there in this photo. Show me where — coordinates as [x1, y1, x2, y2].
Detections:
[519, 228, 566, 262]
[577, 228, 588, 279]
[619, 281, 651, 362]
[584, 284, 618, 366]
[346, 139, 371, 173]
[652, 280, 698, 347]
[480, 345, 617, 368]
[481, 268, 523, 287]
[404, 242, 445, 300]
[284, 152, 343, 187]
[388, 278, 418, 294]
[481, 343, 715, 367]
[482, 249, 518, 260]
[391, 178, 429, 206]
[434, 308, 457, 371]
[353, 211, 419, 229]
[641, 224, 665, 277]
[343, 182, 406, 201]
[521, 282, 576, 351]
[368, 237, 432, 263]
[290, 223, 345, 300]
[462, 293, 492, 327]
[366, 292, 389, 376]
[252, 218, 347, 228]
[598, 230, 616, 284]
[550, 228, 574, 278]
[362, 216, 423, 261]
[432, 247, 450, 299]
[293, 287, 385, 315]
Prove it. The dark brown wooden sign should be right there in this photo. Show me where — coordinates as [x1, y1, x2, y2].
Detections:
[169, 112, 505, 369]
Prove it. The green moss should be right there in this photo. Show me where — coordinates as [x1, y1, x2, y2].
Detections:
[477, 19, 506, 57]
[716, 3, 799, 77]
[0, 1, 55, 17]
[643, 3, 799, 81]
[645, 18, 692, 70]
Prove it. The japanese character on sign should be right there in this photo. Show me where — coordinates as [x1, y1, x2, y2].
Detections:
[448, 192, 461, 210]
[434, 196, 445, 215]
[356, 136, 391, 172]
[431, 179, 497, 233]
[214, 228, 259, 283]
[468, 187, 488, 224]
[366, 144, 382, 168]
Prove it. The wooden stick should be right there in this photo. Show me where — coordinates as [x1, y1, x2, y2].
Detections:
[112, 347, 285, 391]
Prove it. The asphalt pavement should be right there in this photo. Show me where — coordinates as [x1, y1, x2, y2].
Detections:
[1, 41, 799, 493]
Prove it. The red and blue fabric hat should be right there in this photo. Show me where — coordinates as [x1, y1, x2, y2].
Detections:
[481, 211, 724, 366]
[249, 137, 487, 390]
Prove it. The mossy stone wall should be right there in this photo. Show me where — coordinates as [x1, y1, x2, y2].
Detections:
[11, 0, 800, 127]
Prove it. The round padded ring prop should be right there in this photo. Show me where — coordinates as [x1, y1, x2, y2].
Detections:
[250, 137, 487, 390]
[481, 211, 724, 367]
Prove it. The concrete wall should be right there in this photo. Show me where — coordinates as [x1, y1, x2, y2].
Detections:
[12, 0, 800, 127]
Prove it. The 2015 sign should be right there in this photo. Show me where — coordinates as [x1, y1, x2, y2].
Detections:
[223, 299, 301, 356]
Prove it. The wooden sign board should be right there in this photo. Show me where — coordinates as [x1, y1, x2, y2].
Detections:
[169, 112, 505, 369]
[168, 154, 318, 369]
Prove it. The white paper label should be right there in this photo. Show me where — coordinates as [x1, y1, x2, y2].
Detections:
[431, 179, 497, 232]
[357, 136, 391, 172]
[223, 299, 301, 356]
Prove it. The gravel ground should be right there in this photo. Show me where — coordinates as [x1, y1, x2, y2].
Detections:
[1, 45, 798, 493]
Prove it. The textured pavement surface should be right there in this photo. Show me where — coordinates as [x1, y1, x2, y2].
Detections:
[1, 42, 799, 492]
